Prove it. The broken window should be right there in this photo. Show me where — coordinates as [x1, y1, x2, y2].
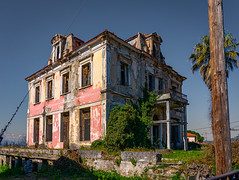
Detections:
[80, 108, 90, 141]
[82, 63, 91, 87]
[46, 79, 53, 99]
[35, 85, 40, 104]
[120, 62, 128, 86]
[46, 115, 53, 142]
[34, 118, 40, 143]
[62, 72, 69, 94]
[148, 74, 155, 91]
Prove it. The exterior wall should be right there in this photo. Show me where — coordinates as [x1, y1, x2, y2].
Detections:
[26, 31, 187, 149]
[188, 136, 196, 142]
[27, 45, 105, 148]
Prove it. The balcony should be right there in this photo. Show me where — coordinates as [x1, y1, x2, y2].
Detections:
[155, 88, 188, 106]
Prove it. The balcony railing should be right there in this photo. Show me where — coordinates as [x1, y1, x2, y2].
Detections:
[155, 88, 187, 100]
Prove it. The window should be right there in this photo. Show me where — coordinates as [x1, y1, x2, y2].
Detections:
[46, 78, 53, 99]
[158, 78, 164, 90]
[80, 108, 90, 141]
[60, 112, 69, 148]
[82, 63, 91, 87]
[35, 84, 40, 104]
[120, 62, 128, 86]
[62, 72, 69, 94]
[148, 74, 155, 91]
[34, 118, 40, 143]
[46, 115, 53, 142]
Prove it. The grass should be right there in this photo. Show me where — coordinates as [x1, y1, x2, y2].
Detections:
[162, 149, 205, 163]
[0, 164, 145, 180]
[0, 165, 25, 179]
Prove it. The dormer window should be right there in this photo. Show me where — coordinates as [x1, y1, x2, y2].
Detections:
[53, 43, 61, 62]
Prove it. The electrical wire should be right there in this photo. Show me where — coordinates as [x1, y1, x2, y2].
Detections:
[64, 0, 87, 35]
[191, 120, 239, 131]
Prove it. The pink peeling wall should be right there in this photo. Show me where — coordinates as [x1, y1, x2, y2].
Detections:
[91, 105, 102, 142]
[28, 82, 103, 148]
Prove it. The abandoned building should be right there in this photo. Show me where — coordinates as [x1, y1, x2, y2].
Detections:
[25, 30, 188, 150]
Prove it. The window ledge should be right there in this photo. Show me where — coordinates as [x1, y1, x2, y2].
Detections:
[34, 102, 41, 106]
[46, 97, 54, 101]
[60, 92, 70, 96]
[79, 84, 92, 90]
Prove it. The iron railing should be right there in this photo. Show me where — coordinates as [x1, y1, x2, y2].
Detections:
[155, 88, 187, 100]
[206, 169, 239, 180]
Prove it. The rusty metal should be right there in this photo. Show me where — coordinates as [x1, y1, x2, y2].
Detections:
[206, 169, 239, 180]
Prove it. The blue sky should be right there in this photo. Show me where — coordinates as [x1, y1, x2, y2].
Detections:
[0, 0, 239, 141]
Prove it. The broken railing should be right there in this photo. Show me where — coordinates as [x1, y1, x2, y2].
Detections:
[206, 169, 239, 180]
[155, 88, 187, 100]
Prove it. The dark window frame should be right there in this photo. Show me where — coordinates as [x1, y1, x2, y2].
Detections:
[62, 72, 70, 94]
[46, 79, 53, 99]
[80, 108, 91, 141]
[148, 73, 155, 92]
[35, 85, 40, 104]
[120, 62, 129, 86]
[33, 118, 40, 143]
[46, 115, 53, 142]
[81, 62, 91, 88]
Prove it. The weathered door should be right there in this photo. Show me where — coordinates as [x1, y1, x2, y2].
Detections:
[34, 118, 39, 146]
[61, 112, 69, 148]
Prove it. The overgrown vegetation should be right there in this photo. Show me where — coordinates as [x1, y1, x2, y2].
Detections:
[98, 90, 157, 152]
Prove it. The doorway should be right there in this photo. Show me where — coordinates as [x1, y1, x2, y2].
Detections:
[61, 112, 69, 148]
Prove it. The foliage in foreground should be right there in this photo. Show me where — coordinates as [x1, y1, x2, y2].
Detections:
[0, 165, 144, 180]
[105, 91, 157, 151]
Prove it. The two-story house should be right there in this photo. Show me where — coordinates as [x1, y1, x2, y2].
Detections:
[25, 30, 188, 150]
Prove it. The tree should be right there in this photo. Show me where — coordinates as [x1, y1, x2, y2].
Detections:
[187, 130, 204, 143]
[188, 33, 239, 90]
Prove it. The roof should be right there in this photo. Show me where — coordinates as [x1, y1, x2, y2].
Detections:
[25, 30, 186, 81]
[187, 133, 197, 137]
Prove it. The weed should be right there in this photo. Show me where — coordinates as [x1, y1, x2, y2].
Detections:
[130, 157, 137, 166]
[115, 157, 122, 167]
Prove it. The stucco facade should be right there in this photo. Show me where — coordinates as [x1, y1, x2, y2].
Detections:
[25, 30, 188, 149]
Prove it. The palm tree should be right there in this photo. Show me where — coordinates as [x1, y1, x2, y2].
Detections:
[188, 33, 239, 90]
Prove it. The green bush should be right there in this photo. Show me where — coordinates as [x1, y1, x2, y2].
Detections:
[105, 91, 157, 152]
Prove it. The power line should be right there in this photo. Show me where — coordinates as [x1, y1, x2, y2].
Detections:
[0, 85, 33, 145]
[191, 120, 239, 131]
[64, 0, 87, 35]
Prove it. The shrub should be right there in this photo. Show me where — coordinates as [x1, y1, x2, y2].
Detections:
[105, 91, 157, 152]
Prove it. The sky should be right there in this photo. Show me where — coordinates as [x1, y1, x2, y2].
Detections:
[0, 0, 239, 141]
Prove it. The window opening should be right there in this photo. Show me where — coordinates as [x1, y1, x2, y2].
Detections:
[35, 86, 40, 104]
[34, 118, 40, 143]
[46, 115, 53, 142]
[82, 63, 91, 87]
[149, 74, 155, 91]
[80, 108, 90, 141]
[60, 112, 69, 148]
[62, 72, 69, 94]
[47, 80, 53, 99]
[158, 78, 164, 90]
[120, 62, 128, 86]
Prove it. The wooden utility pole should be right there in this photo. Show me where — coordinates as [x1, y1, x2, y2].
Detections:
[208, 0, 232, 175]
